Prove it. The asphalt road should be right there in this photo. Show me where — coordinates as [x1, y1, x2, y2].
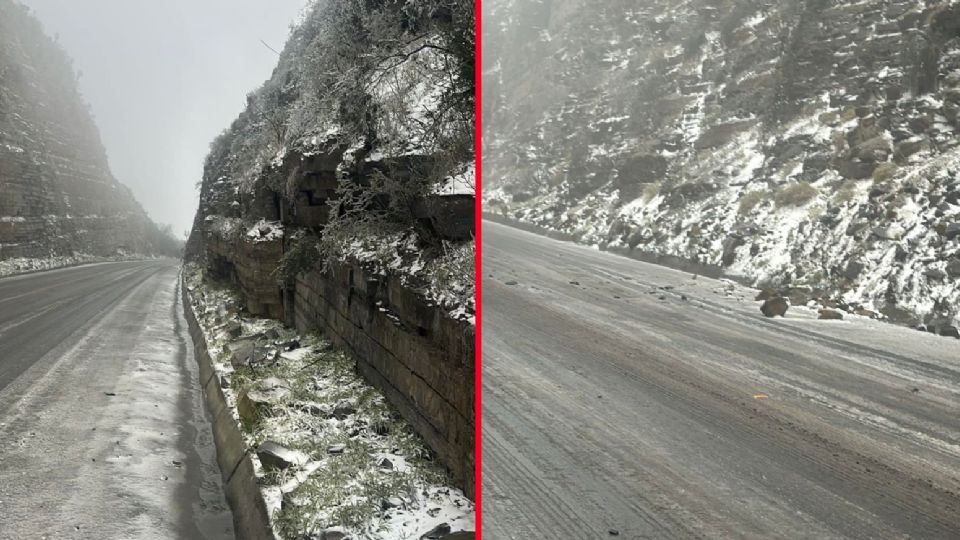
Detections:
[0, 260, 233, 539]
[483, 220, 960, 539]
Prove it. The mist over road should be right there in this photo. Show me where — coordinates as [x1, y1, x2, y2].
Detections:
[483, 220, 960, 539]
[0, 261, 232, 539]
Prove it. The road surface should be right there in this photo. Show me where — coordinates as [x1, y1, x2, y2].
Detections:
[0, 260, 233, 539]
[483, 220, 960, 539]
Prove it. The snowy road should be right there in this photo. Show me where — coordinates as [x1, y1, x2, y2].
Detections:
[483, 220, 960, 539]
[0, 261, 233, 539]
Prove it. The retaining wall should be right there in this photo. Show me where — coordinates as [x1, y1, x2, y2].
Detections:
[294, 261, 475, 497]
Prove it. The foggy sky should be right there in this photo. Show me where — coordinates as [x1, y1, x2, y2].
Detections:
[20, 0, 311, 236]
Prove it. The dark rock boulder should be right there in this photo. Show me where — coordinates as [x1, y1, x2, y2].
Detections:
[226, 339, 260, 369]
[835, 159, 876, 180]
[925, 268, 947, 282]
[851, 136, 892, 163]
[411, 194, 475, 241]
[224, 320, 243, 338]
[947, 258, 960, 278]
[843, 260, 865, 280]
[332, 400, 357, 419]
[237, 377, 291, 424]
[783, 287, 813, 307]
[872, 224, 905, 240]
[818, 308, 844, 320]
[945, 223, 960, 240]
[894, 137, 929, 161]
[320, 529, 348, 540]
[256, 441, 309, 470]
[760, 297, 789, 317]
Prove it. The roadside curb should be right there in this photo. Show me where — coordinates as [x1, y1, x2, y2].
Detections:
[482, 211, 728, 279]
[180, 274, 278, 540]
[0, 256, 165, 280]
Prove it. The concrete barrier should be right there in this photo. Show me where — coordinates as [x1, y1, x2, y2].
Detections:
[180, 274, 277, 540]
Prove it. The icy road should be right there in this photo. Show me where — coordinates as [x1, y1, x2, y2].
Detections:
[483, 220, 960, 539]
[0, 261, 232, 539]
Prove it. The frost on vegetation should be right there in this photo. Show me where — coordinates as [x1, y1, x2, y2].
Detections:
[321, 227, 476, 324]
[434, 162, 476, 196]
[205, 215, 245, 242]
[183, 265, 473, 539]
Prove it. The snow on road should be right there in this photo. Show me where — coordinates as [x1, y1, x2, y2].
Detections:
[0, 261, 232, 539]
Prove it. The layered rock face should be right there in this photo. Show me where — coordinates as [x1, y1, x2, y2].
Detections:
[0, 1, 164, 260]
[188, 1, 475, 493]
[485, 0, 960, 333]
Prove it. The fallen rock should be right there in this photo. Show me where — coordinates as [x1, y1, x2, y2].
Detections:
[947, 259, 960, 278]
[264, 327, 281, 340]
[237, 378, 291, 424]
[381, 497, 404, 510]
[321, 527, 349, 540]
[332, 400, 357, 419]
[279, 339, 301, 351]
[872, 224, 905, 240]
[327, 444, 346, 455]
[925, 268, 947, 282]
[256, 441, 309, 470]
[226, 339, 259, 369]
[945, 223, 960, 240]
[783, 287, 812, 307]
[300, 402, 329, 416]
[843, 260, 864, 281]
[421, 523, 452, 539]
[760, 297, 789, 317]
[941, 326, 960, 339]
[818, 308, 844, 320]
[224, 320, 242, 338]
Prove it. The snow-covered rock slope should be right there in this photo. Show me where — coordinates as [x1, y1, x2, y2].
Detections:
[484, 0, 960, 335]
[0, 0, 179, 261]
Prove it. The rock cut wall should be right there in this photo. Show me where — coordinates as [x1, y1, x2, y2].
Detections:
[188, 0, 476, 495]
[0, 1, 162, 260]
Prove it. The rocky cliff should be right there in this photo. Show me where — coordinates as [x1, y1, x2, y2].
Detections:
[485, 0, 960, 336]
[187, 0, 475, 494]
[0, 1, 176, 263]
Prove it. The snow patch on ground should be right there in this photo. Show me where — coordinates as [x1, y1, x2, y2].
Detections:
[0, 253, 158, 278]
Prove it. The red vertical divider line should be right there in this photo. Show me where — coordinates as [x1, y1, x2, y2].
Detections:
[473, 0, 483, 536]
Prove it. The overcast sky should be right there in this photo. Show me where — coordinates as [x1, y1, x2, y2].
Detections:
[20, 0, 311, 235]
